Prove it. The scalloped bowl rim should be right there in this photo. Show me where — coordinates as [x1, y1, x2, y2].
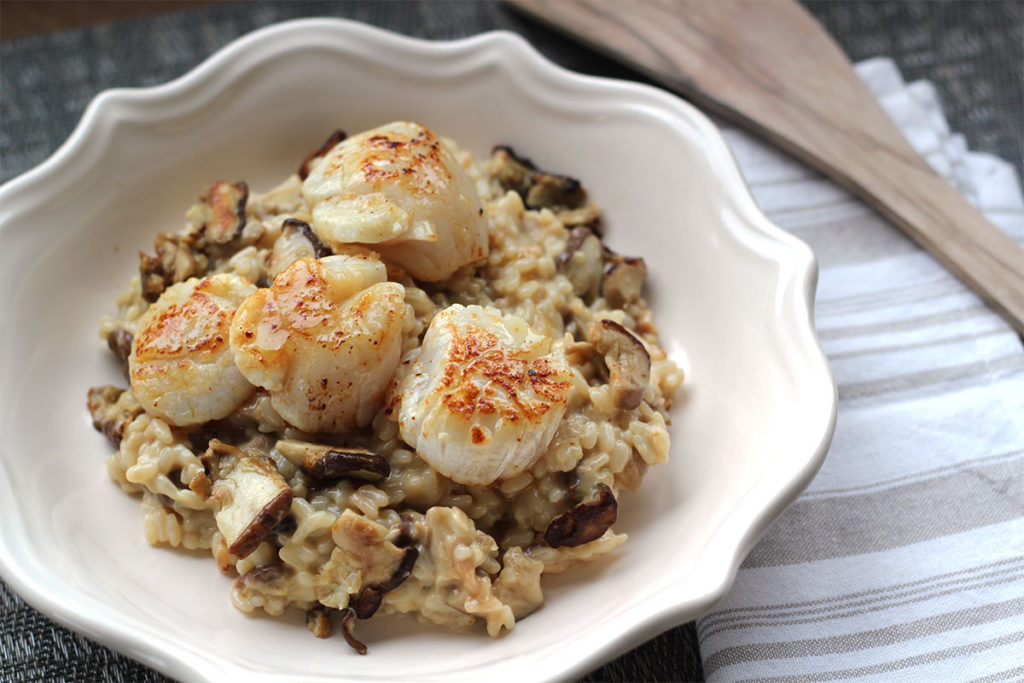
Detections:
[0, 17, 837, 682]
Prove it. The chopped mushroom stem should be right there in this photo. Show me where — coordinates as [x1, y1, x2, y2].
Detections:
[587, 319, 652, 410]
[543, 483, 618, 548]
[210, 451, 293, 558]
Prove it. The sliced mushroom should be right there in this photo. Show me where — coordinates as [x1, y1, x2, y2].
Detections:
[354, 546, 419, 619]
[276, 440, 390, 482]
[556, 226, 604, 299]
[298, 129, 347, 180]
[602, 253, 647, 309]
[525, 172, 585, 211]
[306, 605, 333, 639]
[490, 145, 585, 210]
[544, 482, 617, 548]
[587, 319, 651, 410]
[338, 607, 367, 655]
[555, 204, 603, 233]
[283, 218, 331, 258]
[86, 385, 144, 447]
[490, 145, 533, 193]
[210, 451, 293, 558]
[186, 181, 248, 245]
[138, 232, 209, 302]
[267, 218, 332, 278]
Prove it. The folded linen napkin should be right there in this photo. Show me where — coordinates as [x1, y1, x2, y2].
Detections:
[697, 58, 1024, 681]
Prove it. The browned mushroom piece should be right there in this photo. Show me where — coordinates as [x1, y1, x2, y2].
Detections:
[306, 605, 333, 639]
[555, 205, 603, 233]
[267, 219, 332, 277]
[210, 451, 293, 559]
[490, 145, 534, 193]
[138, 232, 209, 302]
[186, 181, 249, 245]
[276, 439, 389, 482]
[353, 546, 419, 619]
[187, 470, 213, 500]
[283, 218, 331, 258]
[338, 607, 368, 655]
[525, 173, 585, 211]
[298, 129, 347, 180]
[587, 319, 651, 410]
[602, 253, 647, 309]
[199, 438, 244, 480]
[106, 328, 133, 365]
[490, 145, 586, 210]
[86, 385, 144, 447]
[544, 482, 618, 548]
[556, 226, 604, 299]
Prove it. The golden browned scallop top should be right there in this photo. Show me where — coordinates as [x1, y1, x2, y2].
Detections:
[133, 275, 248, 361]
[437, 325, 570, 425]
[229, 255, 406, 433]
[301, 121, 490, 281]
[353, 130, 452, 190]
[395, 305, 573, 485]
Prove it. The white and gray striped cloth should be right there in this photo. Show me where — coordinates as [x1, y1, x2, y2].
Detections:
[697, 58, 1024, 681]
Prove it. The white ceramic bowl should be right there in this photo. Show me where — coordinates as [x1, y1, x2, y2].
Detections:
[0, 18, 836, 682]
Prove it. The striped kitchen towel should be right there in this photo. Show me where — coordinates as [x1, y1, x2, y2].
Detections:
[697, 58, 1024, 681]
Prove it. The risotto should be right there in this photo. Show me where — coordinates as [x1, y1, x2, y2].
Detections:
[87, 121, 682, 653]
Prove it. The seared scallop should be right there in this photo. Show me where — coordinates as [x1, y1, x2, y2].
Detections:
[301, 121, 489, 281]
[230, 255, 405, 434]
[394, 304, 573, 486]
[130, 274, 257, 426]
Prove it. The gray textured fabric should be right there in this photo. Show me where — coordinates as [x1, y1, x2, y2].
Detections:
[0, 2, 1020, 682]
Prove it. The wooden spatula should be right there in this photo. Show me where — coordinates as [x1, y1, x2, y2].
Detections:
[509, 0, 1024, 335]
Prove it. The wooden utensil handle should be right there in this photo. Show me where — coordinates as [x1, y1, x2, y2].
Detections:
[510, 0, 1024, 334]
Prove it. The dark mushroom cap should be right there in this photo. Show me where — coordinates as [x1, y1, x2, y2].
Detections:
[544, 483, 618, 548]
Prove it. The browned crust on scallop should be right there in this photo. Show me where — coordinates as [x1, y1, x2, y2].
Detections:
[437, 326, 571, 424]
[133, 278, 233, 360]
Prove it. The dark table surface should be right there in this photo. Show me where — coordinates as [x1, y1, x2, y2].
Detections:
[1, 2, 1021, 681]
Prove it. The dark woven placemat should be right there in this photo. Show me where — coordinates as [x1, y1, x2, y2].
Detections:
[1, 2, 1020, 681]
